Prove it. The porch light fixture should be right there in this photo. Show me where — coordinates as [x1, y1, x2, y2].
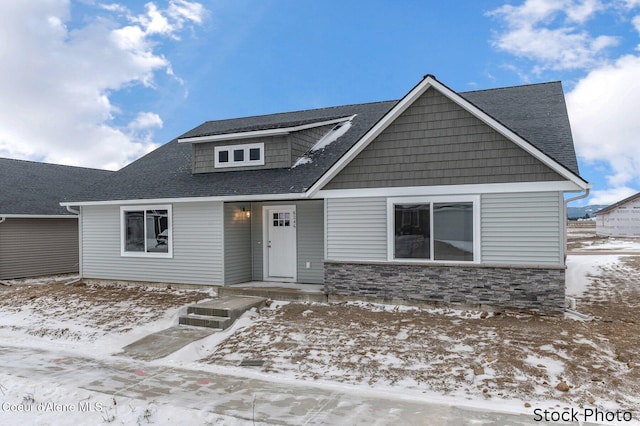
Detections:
[242, 207, 251, 218]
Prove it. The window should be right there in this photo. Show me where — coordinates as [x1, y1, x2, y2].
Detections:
[272, 212, 291, 227]
[388, 197, 478, 262]
[121, 205, 172, 258]
[214, 143, 264, 168]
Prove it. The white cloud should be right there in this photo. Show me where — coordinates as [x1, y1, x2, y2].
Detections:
[567, 54, 640, 193]
[489, 0, 617, 72]
[0, 1, 205, 170]
[586, 186, 638, 205]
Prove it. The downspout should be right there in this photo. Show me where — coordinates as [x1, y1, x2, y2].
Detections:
[563, 188, 590, 259]
[563, 188, 590, 313]
[66, 206, 83, 282]
[0, 217, 5, 224]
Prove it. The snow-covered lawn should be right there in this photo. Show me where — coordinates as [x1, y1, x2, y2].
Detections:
[1, 249, 639, 424]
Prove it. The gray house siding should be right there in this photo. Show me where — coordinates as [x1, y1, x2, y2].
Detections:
[224, 202, 252, 284]
[0, 218, 79, 279]
[250, 200, 324, 284]
[324, 88, 563, 190]
[192, 135, 291, 173]
[481, 192, 563, 265]
[325, 197, 387, 261]
[82, 202, 223, 285]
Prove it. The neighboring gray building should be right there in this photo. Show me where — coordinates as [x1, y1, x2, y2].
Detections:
[595, 192, 640, 237]
[0, 158, 112, 279]
[62, 75, 590, 312]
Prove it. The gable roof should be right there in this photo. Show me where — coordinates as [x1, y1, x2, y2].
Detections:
[0, 158, 113, 216]
[596, 192, 640, 215]
[63, 76, 587, 205]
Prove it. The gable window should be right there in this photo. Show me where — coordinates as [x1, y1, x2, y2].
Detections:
[121, 205, 172, 258]
[388, 196, 479, 263]
[214, 143, 264, 168]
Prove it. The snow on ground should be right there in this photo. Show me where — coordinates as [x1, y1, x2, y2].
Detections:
[565, 255, 621, 297]
[0, 373, 250, 426]
[1, 251, 640, 424]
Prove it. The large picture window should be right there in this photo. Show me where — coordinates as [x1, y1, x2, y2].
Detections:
[389, 197, 478, 262]
[121, 205, 172, 257]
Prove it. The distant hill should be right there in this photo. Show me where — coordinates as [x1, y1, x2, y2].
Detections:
[567, 205, 608, 219]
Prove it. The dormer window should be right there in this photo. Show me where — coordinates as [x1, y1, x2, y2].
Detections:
[215, 143, 264, 168]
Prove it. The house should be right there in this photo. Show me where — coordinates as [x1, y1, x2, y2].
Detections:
[61, 75, 590, 312]
[595, 192, 640, 237]
[0, 158, 112, 279]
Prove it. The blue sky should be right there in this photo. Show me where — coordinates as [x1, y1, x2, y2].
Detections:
[1, 1, 640, 206]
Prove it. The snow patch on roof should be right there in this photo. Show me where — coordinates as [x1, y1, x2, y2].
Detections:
[292, 156, 312, 168]
[310, 118, 354, 152]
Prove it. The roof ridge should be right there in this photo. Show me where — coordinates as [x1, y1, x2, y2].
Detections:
[0, 156, 113, 173]
[200, 99, 398, 124]
[461, 81, 561, 95]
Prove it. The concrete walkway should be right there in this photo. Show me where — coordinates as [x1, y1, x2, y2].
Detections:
[0, 345, 562, 425]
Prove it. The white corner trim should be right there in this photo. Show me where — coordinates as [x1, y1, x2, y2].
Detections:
[314, 181, 583, 199]
[178, 116, 356, 144]
[305, 75, 588, 197]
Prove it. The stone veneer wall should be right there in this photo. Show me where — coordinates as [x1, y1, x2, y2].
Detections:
[324, 261, 566, 312]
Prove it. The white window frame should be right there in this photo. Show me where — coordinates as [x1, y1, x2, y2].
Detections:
[386, 195, 481, 264]
[214, 143, 265, 168]
[120, 205, 173, 258]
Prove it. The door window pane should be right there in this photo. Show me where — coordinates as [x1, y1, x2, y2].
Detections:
[218, 150, 229, 163]
[433, 203, 473, 261]
[234, 149, 244, 162]
[394, 204, 430, 259]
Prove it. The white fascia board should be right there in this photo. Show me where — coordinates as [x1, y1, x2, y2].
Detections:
[314, 181, 584, 199]
[306, 75, 588, 196]
[177, 116, 355, 144]
[59, 192, 306, 207]
[0, 214, 77, 219]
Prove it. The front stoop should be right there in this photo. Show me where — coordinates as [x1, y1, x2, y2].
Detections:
[179, 296, 267, 330]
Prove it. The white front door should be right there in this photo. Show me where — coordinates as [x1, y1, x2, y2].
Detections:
[264, 205, 297, 281]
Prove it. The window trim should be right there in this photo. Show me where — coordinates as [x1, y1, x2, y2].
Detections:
[120, 204, 173, 258]
[214, 143, 265, 168]
[386, 195, 480, 264]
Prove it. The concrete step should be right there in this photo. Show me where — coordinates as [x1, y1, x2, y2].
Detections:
[218, 286, 327, 303]
[179, 314, 231, 330]
[186, 296, 266, 322]
[179, 295, 267, 330]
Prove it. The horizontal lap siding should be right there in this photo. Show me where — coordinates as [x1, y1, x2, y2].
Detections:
[481, 192, 562, 265]
[224, 203, 252, 284]
[326, 198, 387, 261]
[82, 202, 223, 285]
[0, 218, 79, 279]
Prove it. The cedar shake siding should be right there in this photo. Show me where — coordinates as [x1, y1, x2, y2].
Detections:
[0, 218, 79, 279]
[324, 88, 563, 190]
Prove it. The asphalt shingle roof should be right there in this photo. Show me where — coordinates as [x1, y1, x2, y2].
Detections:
[0, 158, 113, 215]
[71, 80, 582, 203]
